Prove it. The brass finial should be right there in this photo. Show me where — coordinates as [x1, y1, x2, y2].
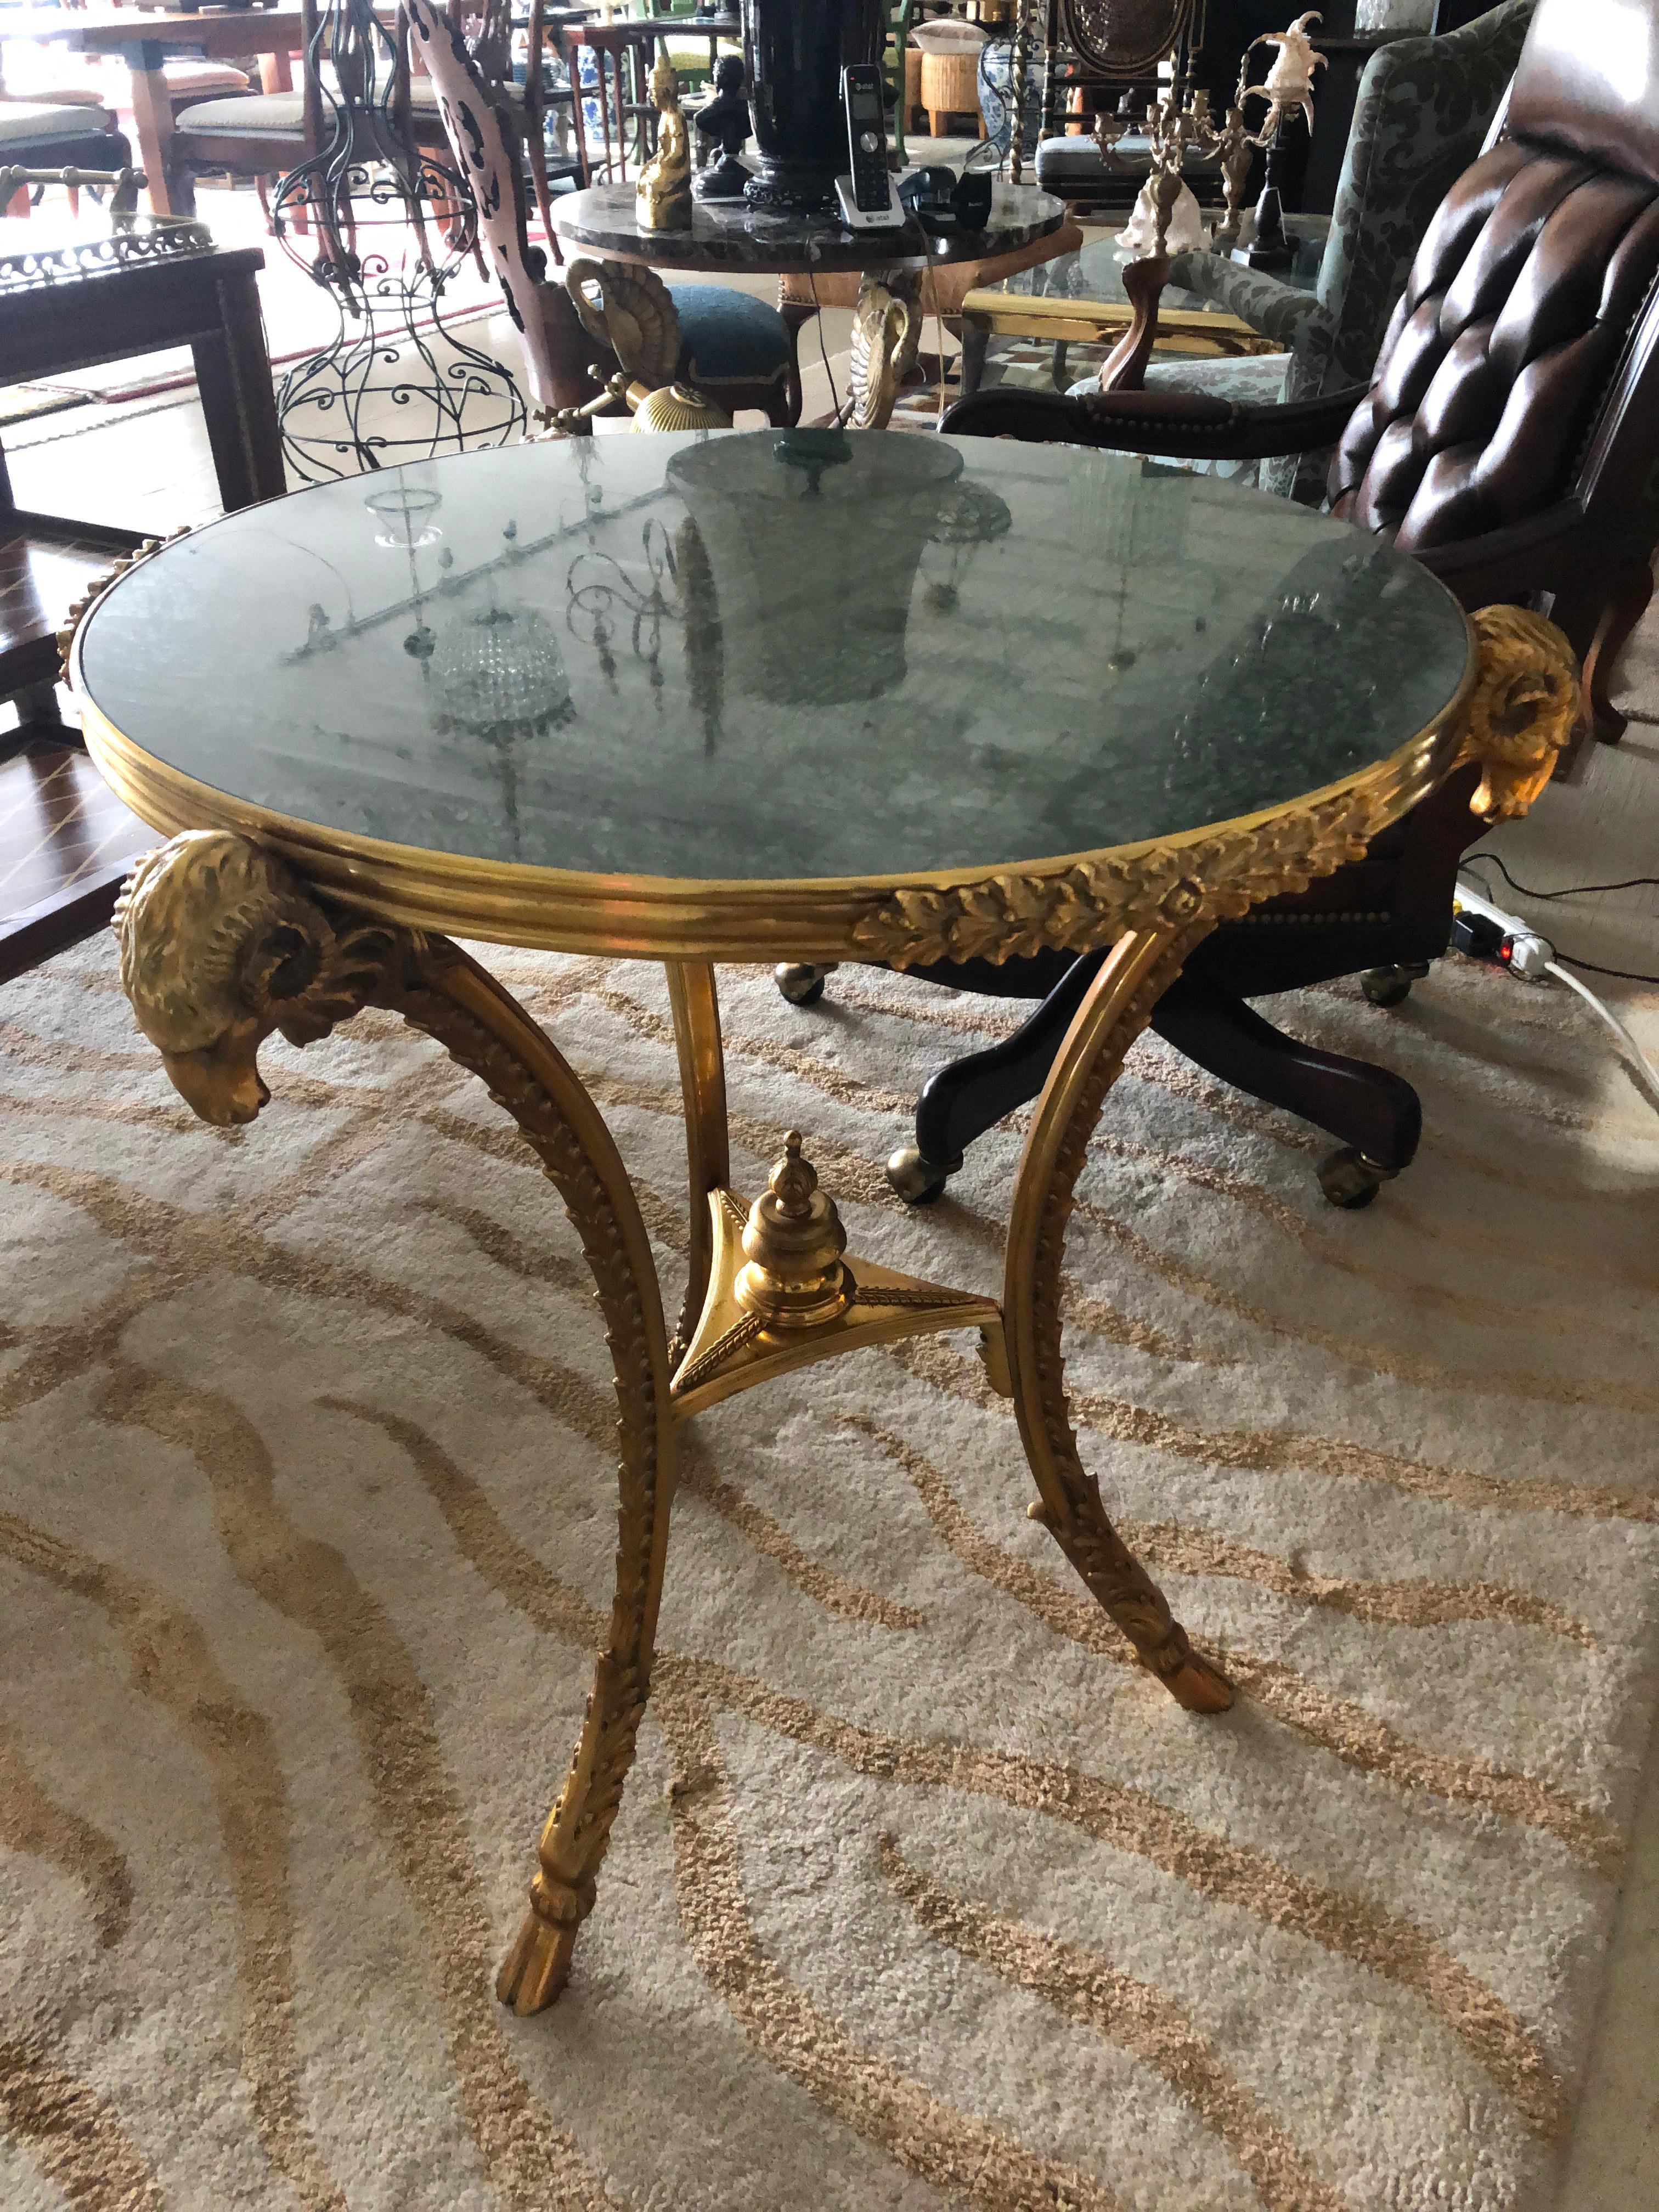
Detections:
[734, 1132, 851, 1328]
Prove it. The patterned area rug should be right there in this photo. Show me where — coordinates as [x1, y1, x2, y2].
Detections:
[2, 938, 1657, 2211]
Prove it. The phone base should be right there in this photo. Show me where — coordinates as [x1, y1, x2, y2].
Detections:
[834, 173, 906, 232]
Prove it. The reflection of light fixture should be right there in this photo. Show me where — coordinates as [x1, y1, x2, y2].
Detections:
[668, 432, 962, 705]
[922, 477, 1013, 614]
[566, 520, 682, 702]
[365, 483, 443, 548]
[433, 606, 574, 738]
[772, 428, 851, 496]
[365, 483, 444, 666]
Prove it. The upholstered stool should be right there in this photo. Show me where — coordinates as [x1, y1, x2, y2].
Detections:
[668, 281, 795, 414]
[919, 49, 984, 139]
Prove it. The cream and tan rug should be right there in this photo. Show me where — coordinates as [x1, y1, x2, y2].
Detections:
[2, 936, 1657, 2212]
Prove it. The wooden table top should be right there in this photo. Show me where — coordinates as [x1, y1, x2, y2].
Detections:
[0, 7, 390, 53]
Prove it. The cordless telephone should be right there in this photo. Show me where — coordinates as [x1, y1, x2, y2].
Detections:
[835, 63, 905, 230]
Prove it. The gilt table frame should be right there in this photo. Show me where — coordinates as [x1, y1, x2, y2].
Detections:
[65, 542, 1578, 2015]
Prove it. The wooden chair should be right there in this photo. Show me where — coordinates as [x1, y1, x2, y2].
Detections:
[404, 0, 802, 424]
[170, 0, 424, 239]
[521, 0, 588, 247]
[163, 18, 312, 222]
[781, 0, 1659, 1210]
[405, 0, 524, 151]
[560, 15, 654, 183]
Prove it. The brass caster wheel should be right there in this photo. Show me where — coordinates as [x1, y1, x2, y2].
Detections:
[775, 962, 831, 1007]
[886, 1144, 959, 1206]
[1361, 961, 1430, 1009]
[1317, 1146, 1394, 1210]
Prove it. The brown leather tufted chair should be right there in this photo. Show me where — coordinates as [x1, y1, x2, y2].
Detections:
[782, 0, 1654, 1212]
[946, 0, 1659, 751]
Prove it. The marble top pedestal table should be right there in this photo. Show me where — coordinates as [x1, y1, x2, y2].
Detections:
[65, 427, 1570, 2017]
[550, 178, 1068, 422]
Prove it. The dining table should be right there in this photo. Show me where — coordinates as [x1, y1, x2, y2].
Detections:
[56, 421, 1559, 2018]
[0, 5, 391, 216]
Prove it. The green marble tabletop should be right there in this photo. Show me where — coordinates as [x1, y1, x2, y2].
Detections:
[76, 428, 1470, 885]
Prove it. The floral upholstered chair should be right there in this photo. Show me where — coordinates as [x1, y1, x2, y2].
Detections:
[1071, 0, 1538, 495]
[403, 0, 802, 425]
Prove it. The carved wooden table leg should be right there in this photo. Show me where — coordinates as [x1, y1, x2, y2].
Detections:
[111, 832, 678, 2016]
[1003, 923, 1235, 1713]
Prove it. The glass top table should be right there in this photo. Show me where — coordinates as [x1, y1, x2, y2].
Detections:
[76, 428, 1469, 903]
[957, 220, 1328, 392]
[984, 223, 1326, 313]
[72, 423, 1508, 2026]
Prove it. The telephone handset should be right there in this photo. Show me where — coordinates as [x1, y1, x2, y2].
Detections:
[835, 63, 905, 230]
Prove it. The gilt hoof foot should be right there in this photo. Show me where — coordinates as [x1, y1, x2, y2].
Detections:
[495, 1910, 575, 2015]
[1155, 1645, 1235, 1713]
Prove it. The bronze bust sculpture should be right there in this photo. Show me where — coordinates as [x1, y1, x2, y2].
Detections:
[693, 54, 754, 202]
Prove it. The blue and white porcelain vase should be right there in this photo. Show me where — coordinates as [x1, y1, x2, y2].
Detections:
[977, 32, 1046, 163]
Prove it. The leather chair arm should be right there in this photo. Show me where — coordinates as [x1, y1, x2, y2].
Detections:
[940, 381, 1370, 460]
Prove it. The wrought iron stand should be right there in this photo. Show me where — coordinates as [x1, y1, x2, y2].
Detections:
[273, 0, 524, 481]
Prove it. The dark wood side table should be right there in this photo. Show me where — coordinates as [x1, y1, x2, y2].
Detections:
[0, 230, 285, 983]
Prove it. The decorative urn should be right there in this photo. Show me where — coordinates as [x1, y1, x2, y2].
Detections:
[740, 0, 886, 211]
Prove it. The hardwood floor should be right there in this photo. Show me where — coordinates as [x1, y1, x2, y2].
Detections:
[0, 729, 149, 984]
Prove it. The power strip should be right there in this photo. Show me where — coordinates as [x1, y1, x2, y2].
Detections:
[1454, 871, 1659, 1113]
[1450, 882, 1552, 979]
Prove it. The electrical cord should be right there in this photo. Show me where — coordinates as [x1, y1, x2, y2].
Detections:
[805, 264, 839, 418]
[1553, 953, 1659, 985]
[1544, 960, 1659, 1110]
[1463, 850, 1659, 902]
[1462, 854, 1659, 985]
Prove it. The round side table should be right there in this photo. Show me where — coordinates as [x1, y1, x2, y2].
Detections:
[67, 428, 1573, 2017]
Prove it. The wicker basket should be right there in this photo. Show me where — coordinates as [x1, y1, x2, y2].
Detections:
[919, 48, 983, 132]
[905, 46, 923, 124]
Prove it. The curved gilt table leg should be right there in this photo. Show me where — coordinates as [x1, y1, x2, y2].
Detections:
[111, 831, 677, 2014]
[1004, 924, 1234, 1714]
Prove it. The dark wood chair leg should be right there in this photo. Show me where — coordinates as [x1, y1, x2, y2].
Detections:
[883, 958, 1423, 1213]
[887, 952, 1107, 1203]
[1580, 558, 1655, 746]
[1149, 969, 1422, 1210]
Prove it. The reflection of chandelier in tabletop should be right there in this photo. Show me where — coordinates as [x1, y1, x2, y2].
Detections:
[921, 477, 1014, 614]
[433, 606, 575, 741]
[566, 520, 684, 704]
